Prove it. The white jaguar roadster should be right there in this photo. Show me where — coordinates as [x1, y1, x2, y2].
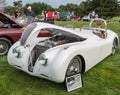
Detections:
[7, 18, 119, 83]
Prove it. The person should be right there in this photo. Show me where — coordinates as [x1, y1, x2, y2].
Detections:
[71, 11, 75, 20]
[54, 11, 58, 20]
[89, 12, 92, 19]
[42, 10, 47, 21]
[95, 13, 98, 18]
[25, 6, 35, 17]
[91, 10, 95, 18]
[14, 7, 21, 18]
[71, 11, 74, 17]
[66, 11, 71, 20]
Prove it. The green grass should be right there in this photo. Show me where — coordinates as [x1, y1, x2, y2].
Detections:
[107, 16, 120, 22]
[0, 21, 120, 95]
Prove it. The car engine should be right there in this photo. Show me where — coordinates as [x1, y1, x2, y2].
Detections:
[28, 33, 86, 72]
[39, 33, 83, 48]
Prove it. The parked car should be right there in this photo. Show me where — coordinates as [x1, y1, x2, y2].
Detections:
[0, 12, 51, 55]
[60, 12, 67, 21]
[82, 15, 91, 21]
[8, 18, 119, 84]
[72, 15, 80, 21]
[46, 11, 54, 21]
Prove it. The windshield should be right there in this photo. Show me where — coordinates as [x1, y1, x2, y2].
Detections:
[16, 16, 34, 25]
[20, 23, 37, 46]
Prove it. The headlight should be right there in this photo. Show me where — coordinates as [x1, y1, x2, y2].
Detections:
[13, 46, 25, 58]
[38, 54, 48, 66]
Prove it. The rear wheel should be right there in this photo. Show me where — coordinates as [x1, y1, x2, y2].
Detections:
[66, 56, 82, 77]
[111, 38, 117, 55]
[0, 37, 12, 56]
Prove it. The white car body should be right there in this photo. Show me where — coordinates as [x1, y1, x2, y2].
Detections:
[7, 18, 119, 83]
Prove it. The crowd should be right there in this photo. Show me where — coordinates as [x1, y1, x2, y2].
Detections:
[14, 6, 35, 19]
[13, 6, 98, 21]
[88, 11, 98, 19]
[13, 6, 80, 21]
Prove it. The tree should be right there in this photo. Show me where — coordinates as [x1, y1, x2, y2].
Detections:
[13, 0, 22, 8]
[58, 3, 80, 17]
[0, 0, 7, 11]
[4, 6, 14, 15]
[79, 0, 119, 18]
[91, 0, 119, 18]
[13, 0, 23, 15]
[23, 2, 54, 16]
[78, 0, 93, 17]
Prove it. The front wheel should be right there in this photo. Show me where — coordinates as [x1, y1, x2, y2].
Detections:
[66, 56, 82, 77]
[0, 37, 12, 56]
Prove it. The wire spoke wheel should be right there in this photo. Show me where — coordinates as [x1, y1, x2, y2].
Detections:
[66, 56, 82, 77]
[0, 38, 12, 56]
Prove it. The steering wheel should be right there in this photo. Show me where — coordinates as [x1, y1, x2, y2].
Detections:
[89, 18, 107, 32]
[89, 18, 108, 38]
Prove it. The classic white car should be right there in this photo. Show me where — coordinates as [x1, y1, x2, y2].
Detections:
[7, 18, 119, 83]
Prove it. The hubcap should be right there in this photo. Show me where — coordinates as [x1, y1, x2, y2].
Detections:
[66, 58, 80, 76]
[0, 44, 4, 49]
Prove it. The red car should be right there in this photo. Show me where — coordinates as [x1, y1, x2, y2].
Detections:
[0, 12, 51, 55]
[46, 11, 54, 21]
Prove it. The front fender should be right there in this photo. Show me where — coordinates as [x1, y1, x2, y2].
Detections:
[49, 45, 84, 82]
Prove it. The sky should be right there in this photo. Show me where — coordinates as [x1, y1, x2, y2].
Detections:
[6, 0, 86, 8]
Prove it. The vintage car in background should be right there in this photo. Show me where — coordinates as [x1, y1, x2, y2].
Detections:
[0, 12, 51, 55]
[7, 18, 119, 84]
[46, 11, 60, 21]
[46, 11, 55, 21]
[82, 15, 91, 21]
[59, 12, 67, 21]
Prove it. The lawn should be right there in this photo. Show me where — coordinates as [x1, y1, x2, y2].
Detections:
[0, 21, 120, 95]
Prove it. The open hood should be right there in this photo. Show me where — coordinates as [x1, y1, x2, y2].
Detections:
[0, 12, 22, 28]
[20, 22, 85, 46]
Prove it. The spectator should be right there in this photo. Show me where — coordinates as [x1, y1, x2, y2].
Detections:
[42, 10, 47, 21]
[14, 7, 21, 18]
[67, 11, 71, 20]
[71, 11, 74, 17]
[25, 6, 35, 17]
[95, 14, 98, 18]
[91, 11, 95, 18]
[54, 11, 58, 20]
[89, 12, 92, 19]
[71, 11, 74, 20]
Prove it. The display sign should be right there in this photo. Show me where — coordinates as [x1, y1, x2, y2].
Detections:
[66, 73, 82, 92]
